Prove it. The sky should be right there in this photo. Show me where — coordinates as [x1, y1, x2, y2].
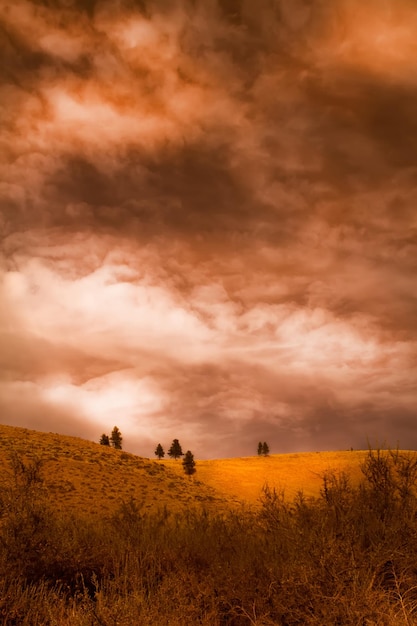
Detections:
[1, 0, 417, 459]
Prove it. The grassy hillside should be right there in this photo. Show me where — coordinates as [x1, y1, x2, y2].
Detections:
[0, 424, 235, 517]
[0, 423, 371, 515]
[2, 423, 417, 625]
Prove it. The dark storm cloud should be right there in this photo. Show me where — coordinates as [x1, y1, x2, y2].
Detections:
[44, 144, 256, 236]
[0, 329, 125, 385]
[2, 0, 415, 235]
[1, 0, 417, 456]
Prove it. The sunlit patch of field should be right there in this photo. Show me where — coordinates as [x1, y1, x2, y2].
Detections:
[164, 450, 372, 505]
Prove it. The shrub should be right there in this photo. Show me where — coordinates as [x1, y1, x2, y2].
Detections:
[2, 448, 417, 624]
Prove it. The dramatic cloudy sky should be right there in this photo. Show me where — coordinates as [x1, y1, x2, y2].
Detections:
[1, 0, 417, 458]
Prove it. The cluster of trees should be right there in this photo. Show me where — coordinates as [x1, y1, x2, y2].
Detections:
[99, 426, 123, 450]
[257, 441, 270, 456]
[154, 439, 182, 460]
[99, 430, 270, 471]
[155, 439, 196, 476]
[98, 431, 195, 476]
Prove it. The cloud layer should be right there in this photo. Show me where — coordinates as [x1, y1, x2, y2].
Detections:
[1, 0, 417, 457]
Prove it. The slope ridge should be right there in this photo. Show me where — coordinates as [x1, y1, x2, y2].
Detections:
[0, 424, 235, 517]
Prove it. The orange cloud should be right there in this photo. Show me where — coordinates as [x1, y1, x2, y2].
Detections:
[1, 0, 416, 457]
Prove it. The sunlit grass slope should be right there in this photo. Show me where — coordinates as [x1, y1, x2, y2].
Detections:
[0, 424, 396, 514]
[165, 450, 371, 505]
[0, 424, 231, 517]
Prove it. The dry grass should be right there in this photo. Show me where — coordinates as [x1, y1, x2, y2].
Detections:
[0, 424, 229, 517]
[1, 424, 417, 625]
[165, 450, 369, 505]
[0, 424, 396, 512]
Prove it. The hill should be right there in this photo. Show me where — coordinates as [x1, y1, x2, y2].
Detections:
[0, 423, 373, 516]
[0, 424, 235, 517]
[2, 423, 417, 625]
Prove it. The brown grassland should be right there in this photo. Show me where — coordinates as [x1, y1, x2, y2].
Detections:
[0, 424, 231, 517]
[0, 424, 366, 513]
[169, 450, 367, 503]
[1, 423, 417, 625]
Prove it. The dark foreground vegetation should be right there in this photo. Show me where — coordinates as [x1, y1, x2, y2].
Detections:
[2, 449, 417, 625]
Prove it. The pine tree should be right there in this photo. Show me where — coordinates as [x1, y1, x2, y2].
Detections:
[100, 434, 110, 446]
[182, 450, 196, 476]
[110, 426, 123, 450]
[155, 443, 165, 459]
[168, 439, 183, 460]
[257, 441, 263, 455]
[262, 442, 270, 456]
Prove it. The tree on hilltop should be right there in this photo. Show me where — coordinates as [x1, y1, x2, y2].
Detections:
[257, 441, 263, 455]
[262, 442, 270, 456]
[168, 439, 183, 460]
[155, 443, 165, 459]
[110, 426, 123, 450]
[100, 434, 110, 446]
[182, 450, 196, 476]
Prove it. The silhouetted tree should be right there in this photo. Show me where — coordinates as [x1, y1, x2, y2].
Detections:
[257, 441, 263, 455]
[100, 434, 110, 446]
[262, 442, 270, 456]
[110, 426, 123, 450]
[182, 450, 196, 476]
[155, 443, 165, 459]
[168, 439, 183, 460]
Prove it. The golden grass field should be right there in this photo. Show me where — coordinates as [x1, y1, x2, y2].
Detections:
[0, 423, 378, 516]
[3, 423, 417, 626]
[167, 449, 368, 503]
